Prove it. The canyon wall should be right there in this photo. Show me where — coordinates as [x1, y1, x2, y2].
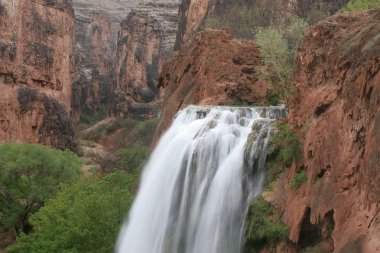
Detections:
[71, 10, 116, 117]
[0, 0, 76, 150]
[113, 0, 179, 118]
[175, 0, 348, 50]
[71, 0, 142, 117]
[273, 9, 379, 253]
[153, 29, 269, 143]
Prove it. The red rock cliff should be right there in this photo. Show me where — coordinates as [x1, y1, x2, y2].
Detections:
[0, 0, 76, 150]
[175, 0, 348, 50]
[275, 9, 380, 253]
[153, 29, 268, 143]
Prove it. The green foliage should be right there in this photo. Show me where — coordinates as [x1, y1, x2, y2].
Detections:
[0, 143, 82, 235]
[117, 143, 150, 172]
[80, 140, 96, 148]
[256, 17, 308, 103]
[79, 107, 109, 126]
[264, 121, 301, 188]
[291, 170, 308, 190]
[344, 0, 380, 11]
[7, 171, 138, 253]
[245, 196, 288, 251]
[273, 122, 301, 166]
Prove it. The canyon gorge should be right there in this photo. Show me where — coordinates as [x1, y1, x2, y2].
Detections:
[0, 0, 379, 252]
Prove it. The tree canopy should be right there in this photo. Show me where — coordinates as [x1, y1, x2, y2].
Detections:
[7, 171, 137, 253]
[0, 143, 82, 235]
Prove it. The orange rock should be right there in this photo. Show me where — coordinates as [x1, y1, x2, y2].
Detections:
[283, 9, 380, 252]
[152, 29, 269, 145]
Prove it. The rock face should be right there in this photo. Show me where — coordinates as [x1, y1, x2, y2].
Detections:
[281, 9, 379, 252]
[153, 29, 268, 143]
[114, 0, 179, 118]
[0, 0, 76, 150]
[71, 10, 116, 117]
[71, 0, 141, 117]
[175, 0, 348, 50]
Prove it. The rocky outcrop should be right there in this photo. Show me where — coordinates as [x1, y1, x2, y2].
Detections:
[175, 0, 348, 50]
[114, 0, 179, 118]
[153, 29, 269, 143]
[272, 9, 379, 252]
[0, 0, 76, 150]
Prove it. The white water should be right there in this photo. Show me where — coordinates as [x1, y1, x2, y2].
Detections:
[116, 105, 286, 253]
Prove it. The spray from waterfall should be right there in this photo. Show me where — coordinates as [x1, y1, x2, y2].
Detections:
[116, 105, 286, 253]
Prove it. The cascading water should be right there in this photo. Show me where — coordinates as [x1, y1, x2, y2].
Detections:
[116, 105, 287, 253]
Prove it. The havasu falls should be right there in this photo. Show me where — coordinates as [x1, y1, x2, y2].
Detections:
[117, 105, 287, 253]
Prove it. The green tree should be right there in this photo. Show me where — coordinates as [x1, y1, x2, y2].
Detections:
[0, 143, 82, 236]
[344, 0, 380, 11]
[7, 171, 137, 253]
[255, 17, 308, 103]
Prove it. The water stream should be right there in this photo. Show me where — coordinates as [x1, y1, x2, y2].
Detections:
[116, 105, 287, 253]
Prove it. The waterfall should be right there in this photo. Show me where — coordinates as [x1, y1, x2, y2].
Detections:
[116, 105, 287, 253]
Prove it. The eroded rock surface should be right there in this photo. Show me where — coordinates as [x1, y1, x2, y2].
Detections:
[153, 29, 268, 143]
[0, 0, 76, 150]
[280, 9, 379, 252]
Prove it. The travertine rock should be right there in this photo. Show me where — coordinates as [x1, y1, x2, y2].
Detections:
[282, 9, 380, 253]
[153, 29, 269, 144]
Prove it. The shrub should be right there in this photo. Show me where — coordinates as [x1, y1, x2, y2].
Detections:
[255, 17, 308, 103]
[7, 171, 137, 253]
[117, 143, 150, 172]
[344, 0, 380, 11]
[273, 122, 301, 166]
[0, 143, 82, 235]
[245, 195, 288, 251]
[291, 170, 308, 190]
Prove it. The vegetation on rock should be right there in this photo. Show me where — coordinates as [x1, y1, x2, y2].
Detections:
[291, 170, 308, 190]
[344, 0, 380, 11]
[265, 121, 301, 188]
[0, 143, 82, 236]
[244, 195, 288, 252]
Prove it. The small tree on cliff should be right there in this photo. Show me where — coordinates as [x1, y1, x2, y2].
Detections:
[0, 143, 82, 236]
[255, 17, 308, 104]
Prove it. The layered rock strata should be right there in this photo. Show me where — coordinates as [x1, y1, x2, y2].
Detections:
[114, 0, 179, 118]
[0, 0, 76, 150]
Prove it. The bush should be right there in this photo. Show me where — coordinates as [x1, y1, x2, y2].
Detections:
[256, 17, 308, 103]
[245, 196, 288, 251]
[344, 0, 380, 11]
[117, 143, 150, 172]
[0, 143, 82, 235]
[7, 171, 137, 253]
[291, 170, 308, 190]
